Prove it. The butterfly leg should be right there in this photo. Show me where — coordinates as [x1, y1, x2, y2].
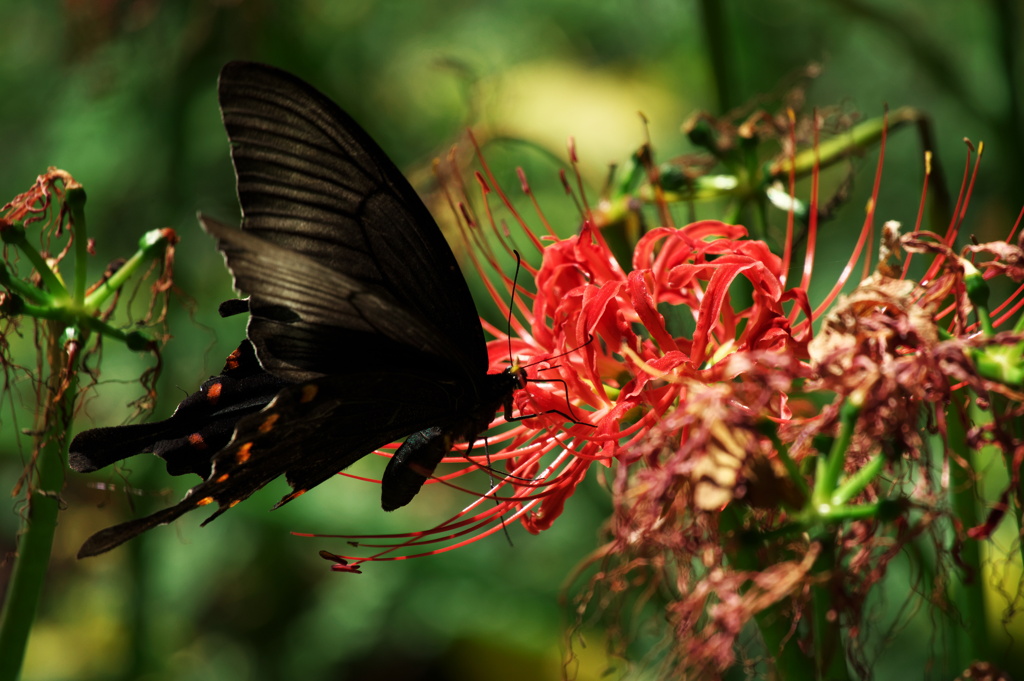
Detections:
[503, 396, 587, 427]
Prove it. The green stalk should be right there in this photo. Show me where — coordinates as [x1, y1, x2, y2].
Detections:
[810, 538, 850, 681]
[813, 394, 863, 509]
[815, 502, 882, 523]
[720, 506, 813, 681]
[1007, 397, 1024, 575]
[0, 323, 81, 681]
[0, 262, 56, 306]
[68, 186, 89, 302]
[830, 455, 885, 507]
[769, 107, 923, 178]
[0, 225, 68, 303]
[14, 299, 153, 350]
[963, 255, 1024, 580]
[698, 0, 738, 113]
[83, 228, 171, 312]
[762, 426, 811, 505]
[0, 175, 170, 680]
[947, 392, 988, 671]
[964, 262, 1024, 387]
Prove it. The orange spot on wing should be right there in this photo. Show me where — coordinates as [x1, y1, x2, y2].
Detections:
[236, 443, 252, 463]
[197, 496, 215, 506]
[215, 473, 229, 483]
[259, 414, 279, 433]
[224, 348, 242, 371]
[188, 433, 207, 449]
[300, 384, 318, 403]
[207, 381, 223, 403]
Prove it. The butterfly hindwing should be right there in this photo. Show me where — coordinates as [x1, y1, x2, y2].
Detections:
[69, 340, 287, 478]
[76, 368, 474, 558]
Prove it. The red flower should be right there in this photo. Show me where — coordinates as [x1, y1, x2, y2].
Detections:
[313, 124, 1024, 680]
[308, 139, 822, 563]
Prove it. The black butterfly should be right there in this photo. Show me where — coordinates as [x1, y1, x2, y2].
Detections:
[70, 61, 544, 558]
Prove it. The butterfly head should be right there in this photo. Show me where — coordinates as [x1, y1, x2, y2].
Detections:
[507, 360, 529, 391]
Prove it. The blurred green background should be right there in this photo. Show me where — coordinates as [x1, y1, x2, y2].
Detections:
[1, 1, 1022, 679]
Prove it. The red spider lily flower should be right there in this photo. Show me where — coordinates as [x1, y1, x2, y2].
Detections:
[304, 135, 830, 565]
[314, 121, 1024, 680]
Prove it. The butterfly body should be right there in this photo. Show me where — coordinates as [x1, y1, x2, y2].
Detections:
[71, 62, 527, 557]
[381, 367, 526, 510]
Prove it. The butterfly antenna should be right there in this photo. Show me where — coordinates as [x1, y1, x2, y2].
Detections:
[502, 256, 595, 426]
[506, 250, 523, 366]
[521, 333, 595, 369]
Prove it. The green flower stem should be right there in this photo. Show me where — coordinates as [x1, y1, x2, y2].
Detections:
[0, 184, 168, 680]
[972, 298, 995, 337]
[830, 455, 884, 506]
[2, 226, 171, 352]
[752, 192, 771, 239]
[946, 391, 989, 671]
[963, 260, 994, 336]
[15, 299, 153, 349]
[1014, 304, 1024, 335]
[698, 0, 737, 113]
[963, 257, 1024, 584]
[813, 393, 863, 509]
[0, 224, 69, 302]
[810, 537, 851, 681]
[67, 186, 89, 302]
[814, 502, 883, 523]
[646, 173, 741, 203]
[0, 323, 81, 681]
[609, 147, 647, 200]
[723, 200, 744, 229]
[0, 262, 55, 306]
[720, 505, 813, 681]
[971, 345, 1024, 387]
[84, 228, 171, 312]
[2, 223, 167, 353]
[964, 264, 1024, 386]
[762, 426, 811, 506]
[1005, 396, 1024, 571]
[769, 107, 923, 179]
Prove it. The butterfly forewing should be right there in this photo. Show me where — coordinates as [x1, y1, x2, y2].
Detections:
[199, 216, 461, 381]
[217, 62, 487, 379]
